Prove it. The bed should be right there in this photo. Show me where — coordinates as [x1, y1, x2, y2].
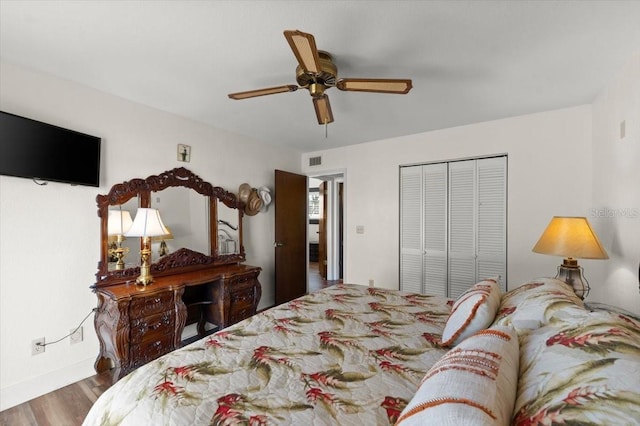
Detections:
[82, 284, 453, 425]
[83, 279, 640, 426]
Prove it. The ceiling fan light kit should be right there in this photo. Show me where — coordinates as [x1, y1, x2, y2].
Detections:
[228, 29, 412, 126]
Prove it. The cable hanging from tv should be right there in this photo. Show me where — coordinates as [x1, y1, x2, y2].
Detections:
[33, 178, 48, 186]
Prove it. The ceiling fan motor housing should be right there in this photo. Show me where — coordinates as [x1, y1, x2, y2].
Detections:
[296, 50, 337, 96]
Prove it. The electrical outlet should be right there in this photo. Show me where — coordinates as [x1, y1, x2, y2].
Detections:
[32, 338, 45, 355]
[368, 279, 374, 287]
[70, 326, 83, 344]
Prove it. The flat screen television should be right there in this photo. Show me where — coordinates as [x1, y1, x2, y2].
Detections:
[0, 110, 101, 187]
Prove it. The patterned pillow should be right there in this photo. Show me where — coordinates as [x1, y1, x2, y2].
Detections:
[493, 277, 586, 336]
[512, 309, 640, 425]
[396, 325, 519, 426]
[440, 279, 501, 346]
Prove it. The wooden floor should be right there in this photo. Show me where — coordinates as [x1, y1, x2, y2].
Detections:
[308, 261, 341, 292]
[0, 263, 339, 426]
[0, 371, 112, 426]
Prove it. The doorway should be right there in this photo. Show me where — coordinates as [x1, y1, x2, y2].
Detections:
[308, 174, 344, 291]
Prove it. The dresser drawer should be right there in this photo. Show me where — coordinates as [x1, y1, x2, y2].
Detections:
[230, 285, 255, 307]
[228, 305, 254, 326]
[129, 292, 174, 319]
[230, 271, 259, 286]
[129, 334, 174, 368]
[227, 277, 258, 326]
[130, 311, 174, 344]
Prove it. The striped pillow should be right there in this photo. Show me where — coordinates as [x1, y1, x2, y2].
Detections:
[440, 279, 501, 346]
[396, 325, 519, 426]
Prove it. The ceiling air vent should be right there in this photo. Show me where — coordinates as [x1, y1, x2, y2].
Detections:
[309, 156, 322, 166]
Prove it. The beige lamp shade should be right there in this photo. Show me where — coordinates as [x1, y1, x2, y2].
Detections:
[125, 208, 170, 238]
[107, 210, 133, 236]
[151, 226, 174, 242]
[532, 216, 609, 260]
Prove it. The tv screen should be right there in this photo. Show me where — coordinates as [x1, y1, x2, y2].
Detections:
[0, 111, 101, 187]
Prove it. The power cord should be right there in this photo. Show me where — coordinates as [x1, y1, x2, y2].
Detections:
[37, 308, 98, 348]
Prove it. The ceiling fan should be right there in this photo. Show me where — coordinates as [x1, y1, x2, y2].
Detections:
[228, 30, 413, 125]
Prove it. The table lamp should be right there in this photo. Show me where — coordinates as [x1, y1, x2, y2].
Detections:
[532, 216, 608, 299]
[125, 208, 169, 285]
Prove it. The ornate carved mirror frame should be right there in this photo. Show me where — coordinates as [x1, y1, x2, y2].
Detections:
[94, 167, 245, 288]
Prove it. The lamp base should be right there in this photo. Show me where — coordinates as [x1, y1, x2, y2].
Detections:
[113, 248, 127, 270]
[135, 274, 154, 286]
[556, 261, 590, 299]
[135, 243, 154, 286]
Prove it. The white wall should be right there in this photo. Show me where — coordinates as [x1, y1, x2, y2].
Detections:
[302, 105, 596, 296]
[590, 54, 640, 313]
[302, 56, 640, 314]
[0, 61, 300, 410]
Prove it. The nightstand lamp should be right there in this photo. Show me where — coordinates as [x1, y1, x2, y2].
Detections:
[125, 208, 170, 286]
[532, 216, 609, 299]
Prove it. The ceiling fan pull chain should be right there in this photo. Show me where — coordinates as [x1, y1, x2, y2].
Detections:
[325, 118, 328, 138]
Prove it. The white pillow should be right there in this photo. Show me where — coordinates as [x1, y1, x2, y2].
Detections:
[440, 279, 501, 346]
[396, 325, 519, 426]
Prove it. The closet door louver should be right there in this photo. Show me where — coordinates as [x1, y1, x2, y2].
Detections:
[476, 157, 506, 291]
[423, 163, 448, 296]
[400, 166, 423, 294]
[400, 156, 506, 297]
[448, 161, 477, 298]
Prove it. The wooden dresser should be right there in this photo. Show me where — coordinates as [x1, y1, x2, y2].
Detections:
[92, 168, 262, 383]
[93, 262, 261, 382]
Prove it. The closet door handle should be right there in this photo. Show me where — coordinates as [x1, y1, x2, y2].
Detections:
[274, 242, 284, 247]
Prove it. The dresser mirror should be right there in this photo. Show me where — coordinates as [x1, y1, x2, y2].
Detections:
[96, 167, 246, 287]
[217, 201, 240, 255]
[106, 197, 138, 271]
[150, 186, 210, 257]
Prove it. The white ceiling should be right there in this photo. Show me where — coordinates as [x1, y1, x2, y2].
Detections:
[1, 1, 639, 153]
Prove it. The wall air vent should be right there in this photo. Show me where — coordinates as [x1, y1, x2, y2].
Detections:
[309, 156, 322, 166]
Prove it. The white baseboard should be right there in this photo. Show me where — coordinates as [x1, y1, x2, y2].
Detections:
[0, 357, 96, 411]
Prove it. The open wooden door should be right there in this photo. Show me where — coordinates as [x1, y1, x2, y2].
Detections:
[274, 170, 308, 305]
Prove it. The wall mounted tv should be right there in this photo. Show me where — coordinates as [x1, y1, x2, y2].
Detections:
[0, 111, 101, 187]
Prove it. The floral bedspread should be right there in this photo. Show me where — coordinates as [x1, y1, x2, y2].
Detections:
[82, 284, 452, 426]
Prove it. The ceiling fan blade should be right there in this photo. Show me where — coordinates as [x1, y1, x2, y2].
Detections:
[313, 95, 334, 125]
[228, 85, 298, 100]
[284, 30, 322, 74]
[337, 78, 412, 94]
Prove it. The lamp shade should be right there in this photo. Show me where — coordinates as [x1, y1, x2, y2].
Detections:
[532, 216, 609, 259]
[151, 225, 174, 242]
[107, 210, 133, 236]
[125, 208, 170, 238]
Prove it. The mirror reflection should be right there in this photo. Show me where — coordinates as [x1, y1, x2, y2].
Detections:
[217, 201, 239, 255]
[150, 187, 209, 257]
[107, 198, 138, 271]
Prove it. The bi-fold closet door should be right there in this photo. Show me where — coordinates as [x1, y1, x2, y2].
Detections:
[400, 156, 506, 298]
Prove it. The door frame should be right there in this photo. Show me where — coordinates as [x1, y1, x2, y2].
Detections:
[308, 171, 345, 281]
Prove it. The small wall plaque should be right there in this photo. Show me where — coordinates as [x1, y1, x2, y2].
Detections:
[177, 144, 191, 162]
